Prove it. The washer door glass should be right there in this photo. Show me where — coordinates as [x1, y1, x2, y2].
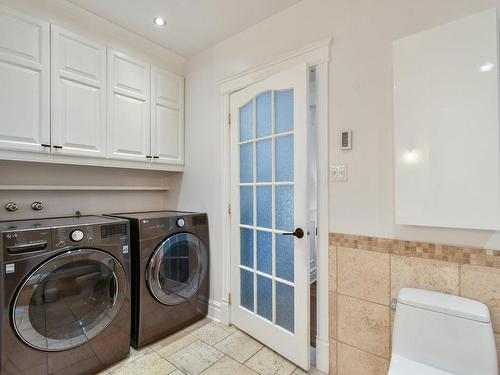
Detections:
[12, 249, 127, 351]
[147, 233, 208, 305]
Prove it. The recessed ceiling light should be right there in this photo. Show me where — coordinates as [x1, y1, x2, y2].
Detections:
[153, 16, 167, 27]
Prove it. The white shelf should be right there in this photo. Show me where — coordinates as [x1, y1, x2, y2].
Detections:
[0, 185, 170, 191]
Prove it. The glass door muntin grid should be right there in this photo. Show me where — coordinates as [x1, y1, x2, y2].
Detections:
[238, 88, 295, 333]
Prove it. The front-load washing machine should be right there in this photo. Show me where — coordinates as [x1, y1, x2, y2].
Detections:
[108, 211, 209, 348]
[0, 216, 131, 375]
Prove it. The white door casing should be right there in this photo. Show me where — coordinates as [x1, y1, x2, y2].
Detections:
[51, 26, 106, 158]
[151, 66, 184, 165]
[230, 64, 310, 370]
[107, 50, 150, 161]
[0, 6, 50, 153]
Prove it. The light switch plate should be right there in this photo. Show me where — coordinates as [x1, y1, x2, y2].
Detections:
[330, 163, 347, 182]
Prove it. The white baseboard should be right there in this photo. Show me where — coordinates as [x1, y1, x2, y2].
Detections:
[207, 298, 230, 325]
[207, 299, 221, 322]
[315, 336, 330, 373]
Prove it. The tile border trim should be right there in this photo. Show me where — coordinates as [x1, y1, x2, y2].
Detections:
[330, 233, 500, 269]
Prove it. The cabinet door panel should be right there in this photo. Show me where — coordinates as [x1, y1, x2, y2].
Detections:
[151, 66, 184, 165]
[108, 50, 150, 161]
[156, 105, 180, 159]
[0, 6, 49, 153]
[51, 26, 106, 157]
[112, 93, 149, 157]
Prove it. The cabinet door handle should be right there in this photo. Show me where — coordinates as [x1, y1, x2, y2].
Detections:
[153, 156, 159, 159]
[41, 144, 51, 148]
[53, 145, 63, 149]
[146, 155, 152, 159]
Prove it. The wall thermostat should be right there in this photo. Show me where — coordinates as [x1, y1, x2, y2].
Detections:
[340, 130, 352, 150]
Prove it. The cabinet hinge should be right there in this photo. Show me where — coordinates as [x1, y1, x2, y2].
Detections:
[228, 113, 231, 126]
[228, 293, 232, 305]
[228, 204, 231, 215]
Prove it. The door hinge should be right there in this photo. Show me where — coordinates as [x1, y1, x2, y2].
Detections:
[228, 113, 231, 125]
[228, 204, 231, 215]
[228, 293, 232, 305]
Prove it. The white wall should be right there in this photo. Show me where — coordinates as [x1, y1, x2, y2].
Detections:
[0, 0, 185, 75]
[181, 0, 500, 304]
[0, 0, 186, 221]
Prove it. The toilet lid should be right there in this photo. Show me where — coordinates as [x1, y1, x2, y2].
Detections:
[389, 355, 454, 375]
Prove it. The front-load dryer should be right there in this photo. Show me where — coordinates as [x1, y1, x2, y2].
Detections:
[108, 211, 209, 348]
[0, 216, 131, 375]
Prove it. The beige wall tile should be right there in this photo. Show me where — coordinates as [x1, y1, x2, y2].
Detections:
[329, 340, 337, 375]
[337, 295, 390, 358]
[329, 246, 337, 292]
[391, 255, 459, 300]
[337, 247, 390, 305]
[329, 290, 337, 340]
[337, 343, 389, 375]
[461, 265, 500, 333]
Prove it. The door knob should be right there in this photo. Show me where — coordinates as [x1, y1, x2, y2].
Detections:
[282, 228, 304, 239]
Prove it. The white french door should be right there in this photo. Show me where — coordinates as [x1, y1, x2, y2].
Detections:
[230, 64, 310, 370]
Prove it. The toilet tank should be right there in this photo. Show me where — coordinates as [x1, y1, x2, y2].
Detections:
[392, 288, 498, 375]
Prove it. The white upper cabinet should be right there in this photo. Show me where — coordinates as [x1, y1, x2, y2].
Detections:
[107, 50, 151, 162]
[0, 6, 50, 153]
[51, 26, 106, 158]
[394, 8, 500, 230]
[151, 66, 184, 165]
[0, 6, 184, 171]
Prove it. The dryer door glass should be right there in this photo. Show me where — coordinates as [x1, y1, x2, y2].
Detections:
[12, 249, 127, 351]
[147, 233, 208, 305]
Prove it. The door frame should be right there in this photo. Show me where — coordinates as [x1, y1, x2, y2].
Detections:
[218, 38, 331, 373]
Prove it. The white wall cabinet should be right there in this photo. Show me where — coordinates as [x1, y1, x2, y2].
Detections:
[151, 66, 184, 165]
[107, 50, 151, 162]
[0, 6, 185, 171]
[0, 6, 50, 154]
[393, 8, 500, 230]
[51, 26, 107, 158]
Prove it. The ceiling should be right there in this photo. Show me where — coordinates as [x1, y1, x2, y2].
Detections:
[68, 0, 302, 57]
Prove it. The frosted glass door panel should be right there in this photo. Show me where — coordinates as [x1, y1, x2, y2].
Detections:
[236, 89, 296, 333]
[393, 8, 500, 230]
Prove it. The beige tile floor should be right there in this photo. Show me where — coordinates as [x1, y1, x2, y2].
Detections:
[98, 318, 325, 375]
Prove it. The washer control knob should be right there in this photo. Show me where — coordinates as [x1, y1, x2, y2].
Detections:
[70, 229, 84, 242]
[176, 218, 185, 228]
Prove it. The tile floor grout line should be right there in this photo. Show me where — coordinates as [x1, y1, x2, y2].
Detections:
[241, 346, 297, 375]
[150, 333, 199, 360]
[336, 339, 391, 361]
[242, 345, 265, 366]
[199, 354, 232, 375]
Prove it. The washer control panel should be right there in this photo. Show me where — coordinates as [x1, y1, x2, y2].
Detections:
[176, 218, 185, 228]
[70, 229, 84, 242]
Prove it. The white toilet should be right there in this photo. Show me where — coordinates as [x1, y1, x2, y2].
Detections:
[389, 288, 498, 375]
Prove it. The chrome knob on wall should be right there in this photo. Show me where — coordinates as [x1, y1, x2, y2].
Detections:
[5, 202, 18, 212]
[31, 202, 44, 211]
